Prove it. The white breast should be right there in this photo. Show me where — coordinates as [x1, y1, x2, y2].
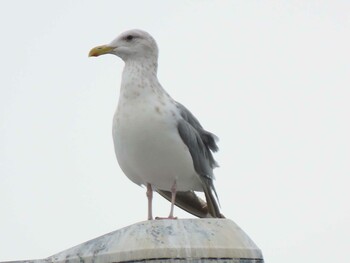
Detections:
[112, 94, 203, 192]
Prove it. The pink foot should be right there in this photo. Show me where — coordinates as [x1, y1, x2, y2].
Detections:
[155, 216, 178, 220]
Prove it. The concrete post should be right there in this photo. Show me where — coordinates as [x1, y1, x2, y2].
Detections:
[6, 219, 264, 263]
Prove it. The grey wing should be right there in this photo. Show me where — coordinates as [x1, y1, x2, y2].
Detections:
[176, 102, 223, 218]
[176, 102, 219, 168]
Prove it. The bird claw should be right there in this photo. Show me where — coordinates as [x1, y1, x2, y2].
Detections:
[155, 216, 178, 220]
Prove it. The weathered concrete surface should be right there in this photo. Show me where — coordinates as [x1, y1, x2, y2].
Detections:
[5, 219, 263, 263]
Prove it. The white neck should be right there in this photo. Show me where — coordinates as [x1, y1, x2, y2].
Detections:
[120, 58, 162, 100]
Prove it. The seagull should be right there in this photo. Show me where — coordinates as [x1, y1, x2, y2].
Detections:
[89, 29, 223, 219]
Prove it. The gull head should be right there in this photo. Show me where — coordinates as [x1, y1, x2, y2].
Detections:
[89, 29, 158, 62]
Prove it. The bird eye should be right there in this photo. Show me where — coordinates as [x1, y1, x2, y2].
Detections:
[125, 35, 134, 41]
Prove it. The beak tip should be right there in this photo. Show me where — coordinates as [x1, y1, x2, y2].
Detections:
[88, 50, 99, 57]
[88, 45, 113, 58]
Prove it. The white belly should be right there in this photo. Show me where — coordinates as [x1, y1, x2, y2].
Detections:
[112, 98, 202, 192]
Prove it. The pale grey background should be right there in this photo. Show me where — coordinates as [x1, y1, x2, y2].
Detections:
[0, 1, 349, 263]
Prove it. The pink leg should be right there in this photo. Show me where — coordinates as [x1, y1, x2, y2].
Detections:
[168, 181, 177, 219]
[146, 183, 153, 220]
[155, 181, 178, 220]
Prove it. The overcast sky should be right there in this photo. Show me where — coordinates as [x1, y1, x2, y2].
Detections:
[0, 1, 349, 263]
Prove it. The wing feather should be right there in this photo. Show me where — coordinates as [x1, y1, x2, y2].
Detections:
[175, 102, 222, 218]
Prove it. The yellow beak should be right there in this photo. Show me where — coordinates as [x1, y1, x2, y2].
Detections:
[88, 45, 114, 57]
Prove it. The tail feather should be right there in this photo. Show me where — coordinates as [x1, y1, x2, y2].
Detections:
[201, 179, 222, 218]
[157, 188, 224, 218]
